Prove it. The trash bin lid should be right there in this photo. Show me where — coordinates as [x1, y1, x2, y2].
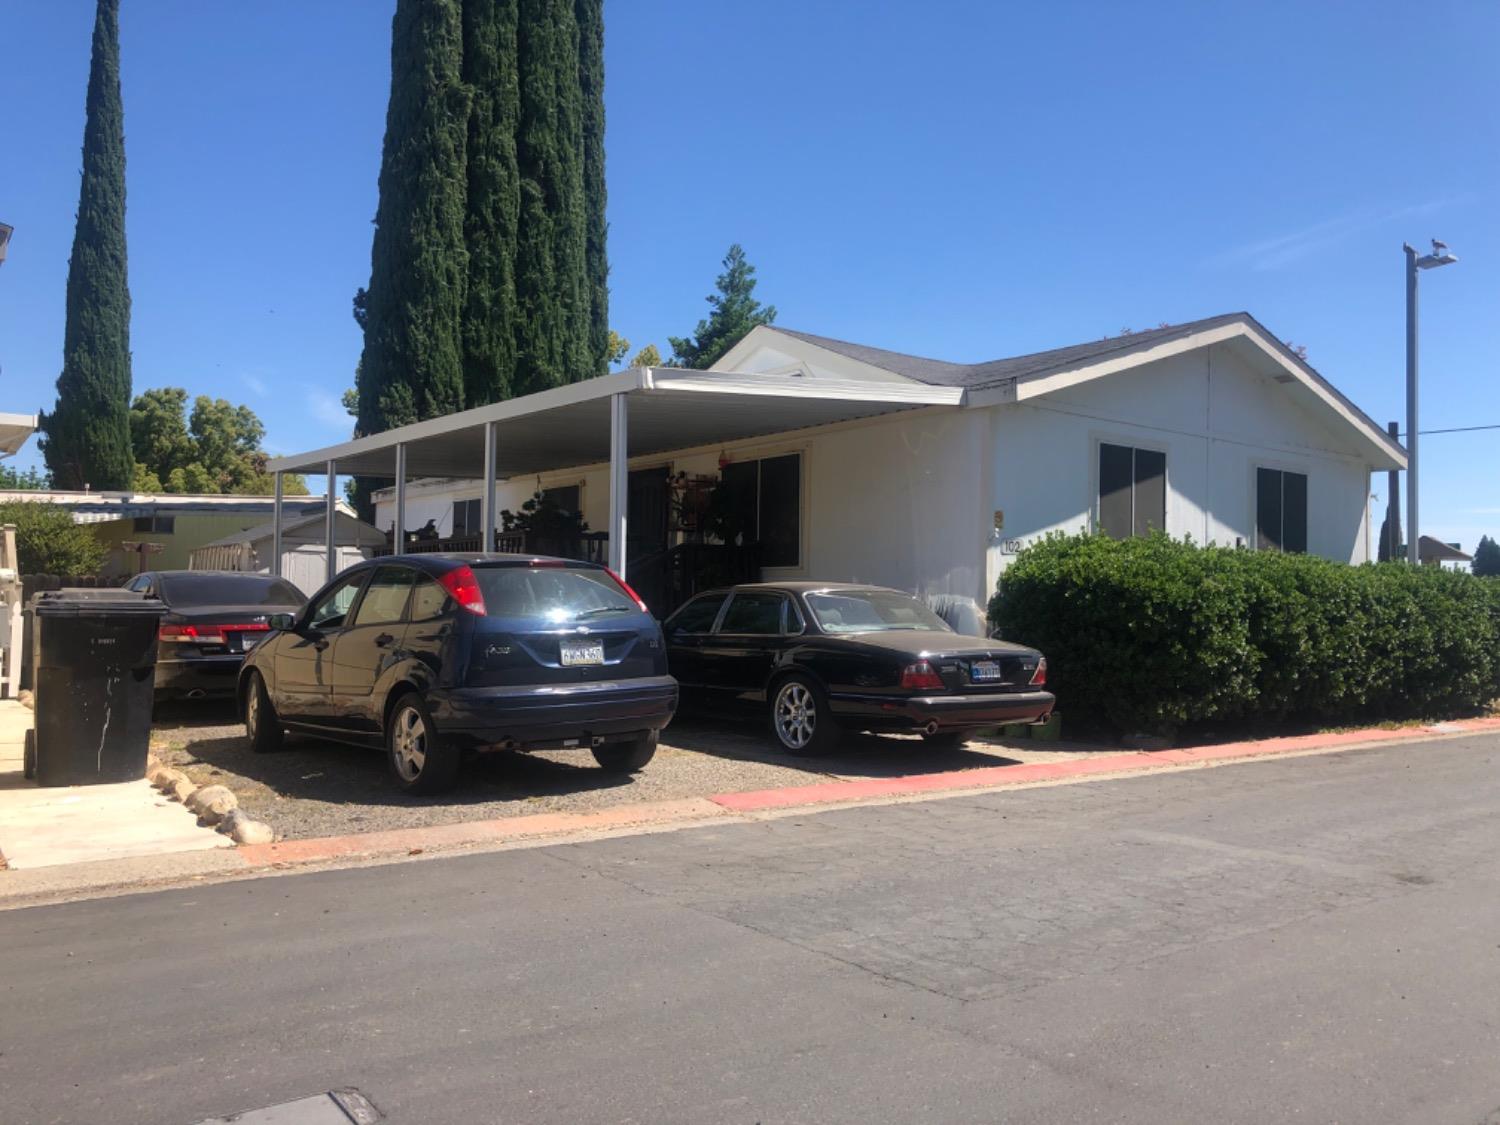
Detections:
[32, 589, 167, 617]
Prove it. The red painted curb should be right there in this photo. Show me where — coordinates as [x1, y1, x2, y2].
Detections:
[234, 715, 1500, 869]
[708, 716, 1500, 813]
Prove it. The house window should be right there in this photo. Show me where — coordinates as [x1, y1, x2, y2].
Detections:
[1256, 468, 1308, 553]
[720, 453, 801, 567]
[1097, 443, 1165, 538]
[451, 499, 481, 537]
[132, 515, 176, 534]
[541, 484, 581, 516]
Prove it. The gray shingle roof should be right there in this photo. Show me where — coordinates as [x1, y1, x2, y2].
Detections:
[770, 313, 1250, 390]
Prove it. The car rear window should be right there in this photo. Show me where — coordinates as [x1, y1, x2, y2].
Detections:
[804, 590, 952, 634]
[158, 574, 305, 607]
[471, 565, 637, 622]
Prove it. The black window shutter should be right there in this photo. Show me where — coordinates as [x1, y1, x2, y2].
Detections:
[1098, 444, 1133, 538]
[1283, 472, 1308, 554]
[758, 454, 801, 567]
[1133, 449, 1166, 537]
[1256, 467, 1282, 551]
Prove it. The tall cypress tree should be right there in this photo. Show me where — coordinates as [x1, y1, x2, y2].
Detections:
[575, 0, 607, 378]
[460, 0, 522, 406]
[41, 0, 134, 491]
[355, 0, 470, 445]
[512, 0, 589, 396]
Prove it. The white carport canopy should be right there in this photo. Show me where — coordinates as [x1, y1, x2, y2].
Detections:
[266, 366, 964, 583]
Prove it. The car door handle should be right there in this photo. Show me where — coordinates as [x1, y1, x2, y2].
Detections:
[374, 633, 396, 648]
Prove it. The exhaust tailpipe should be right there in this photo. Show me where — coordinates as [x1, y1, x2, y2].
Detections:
[186, 689, 207, 700]
[923, 721, 940, 736]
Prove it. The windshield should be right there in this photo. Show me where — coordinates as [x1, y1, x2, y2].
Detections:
[804, 590, 952, 634]
[158, 573, 306, 607]
[472, 565, 638, 622]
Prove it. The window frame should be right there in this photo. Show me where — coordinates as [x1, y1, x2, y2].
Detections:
[718, 450, 804, 571]
[451, 498, 482, 538]
[665, 591, 731, 636]
[1092, 436, 1170, 539]
[1253, 464, 1309, 554]
[305, 570, 371, 633]
[348, 565, 416, 628]
[713, 590, 791, 638]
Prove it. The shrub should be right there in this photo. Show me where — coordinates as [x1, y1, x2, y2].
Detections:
[990, 533, 1500, 735]
[0, 501, 107, 576]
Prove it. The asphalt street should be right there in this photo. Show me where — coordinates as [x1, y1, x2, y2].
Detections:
[3, 733, 1499, 1124]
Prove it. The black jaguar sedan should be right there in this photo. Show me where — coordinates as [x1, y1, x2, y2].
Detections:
[663, 583, 1053, 754]
[238, 554, 678, 793]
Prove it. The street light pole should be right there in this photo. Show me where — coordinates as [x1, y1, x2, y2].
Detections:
[1403, 240, 1457, 565]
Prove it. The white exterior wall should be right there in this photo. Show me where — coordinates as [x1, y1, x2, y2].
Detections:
[373, 407, 990, 601]
[986, 343, 1374, 595]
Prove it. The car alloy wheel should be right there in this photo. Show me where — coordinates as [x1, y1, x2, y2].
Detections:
[390, 703, 428, 782]
[246, 685, 261, 736]
[774, 680, 817, 751]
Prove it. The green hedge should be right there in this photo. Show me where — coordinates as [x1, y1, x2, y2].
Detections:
[989, 533, 1500, 735]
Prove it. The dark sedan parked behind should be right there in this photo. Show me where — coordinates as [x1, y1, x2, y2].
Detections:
[124, 570, 307, 704]
[664, 583, 1054, 754]
[239, 554, 678, 793]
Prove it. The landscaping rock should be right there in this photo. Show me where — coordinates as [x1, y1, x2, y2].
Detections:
[185, 784, 237, 824]
[16, 689, 33, 709]
[148, 764, 185, 789]
[169, 777, 196, 803]
[219, 809, 274, 845]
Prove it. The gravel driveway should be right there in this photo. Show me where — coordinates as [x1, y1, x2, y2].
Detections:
[151, 700, 1094, 841]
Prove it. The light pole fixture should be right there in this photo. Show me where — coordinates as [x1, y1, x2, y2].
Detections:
[0, 223, 12, 267]
[1404, 239, 1457, 565]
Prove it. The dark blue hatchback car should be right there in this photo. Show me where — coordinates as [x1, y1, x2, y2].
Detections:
[238, 554, 678, 793]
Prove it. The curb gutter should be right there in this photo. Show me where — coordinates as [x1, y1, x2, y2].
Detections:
[4, 715, 1497, 906]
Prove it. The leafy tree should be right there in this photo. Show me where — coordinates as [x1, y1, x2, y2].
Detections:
[39, 0, 133, 490]
[0, 501, 106, 576]
[630, 343, 662, 368]
[1473, 534, 1500, 578]
[667, 244, 777, 369]
[605, 329, 630, 367]
[128, 388, 306, 495]
[0, 465, 53, 490]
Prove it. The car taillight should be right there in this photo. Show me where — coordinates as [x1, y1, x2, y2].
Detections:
[1030, 657, 1047, 686]
[159, 622, 271, 642]
[439, 565, 487, 615]
[604, 567, 650, 613]
[900, 660, 945, 691]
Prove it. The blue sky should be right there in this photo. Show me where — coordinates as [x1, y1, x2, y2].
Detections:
[2, 1, 1496, 546]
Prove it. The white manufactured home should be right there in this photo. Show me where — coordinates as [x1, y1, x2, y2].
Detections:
[268, 313, 1404, 617]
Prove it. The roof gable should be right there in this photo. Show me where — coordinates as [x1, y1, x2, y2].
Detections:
[734, 314, 1403, 470]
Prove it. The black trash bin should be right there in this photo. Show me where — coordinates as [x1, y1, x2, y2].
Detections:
[27, 589, 166, 786]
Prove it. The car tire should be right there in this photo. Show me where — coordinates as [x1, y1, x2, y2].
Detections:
[385, 692, 461, 795]
[769, 674, 841, 756]
[244, 671, 284, 754]
[592, 732, 658, 773]
[921, 730, 967, 750]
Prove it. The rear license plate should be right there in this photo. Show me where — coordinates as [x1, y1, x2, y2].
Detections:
[970, 660, 1002, 683]
[560, 640, 605, 666]
[229, 632, 261, 653]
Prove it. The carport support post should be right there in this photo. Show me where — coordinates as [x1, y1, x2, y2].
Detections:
[481, 421, 497, 552]
[608, 392, 628, 578]
[394, 442, 407, 555]
[325, 460, 337, 583]
[271, 473, 283, 577]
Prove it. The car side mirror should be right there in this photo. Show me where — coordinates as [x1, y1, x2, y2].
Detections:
[268, 612, 297, 632]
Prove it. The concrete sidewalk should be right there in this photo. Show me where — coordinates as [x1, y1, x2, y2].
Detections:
[0, 700, 230, 871]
